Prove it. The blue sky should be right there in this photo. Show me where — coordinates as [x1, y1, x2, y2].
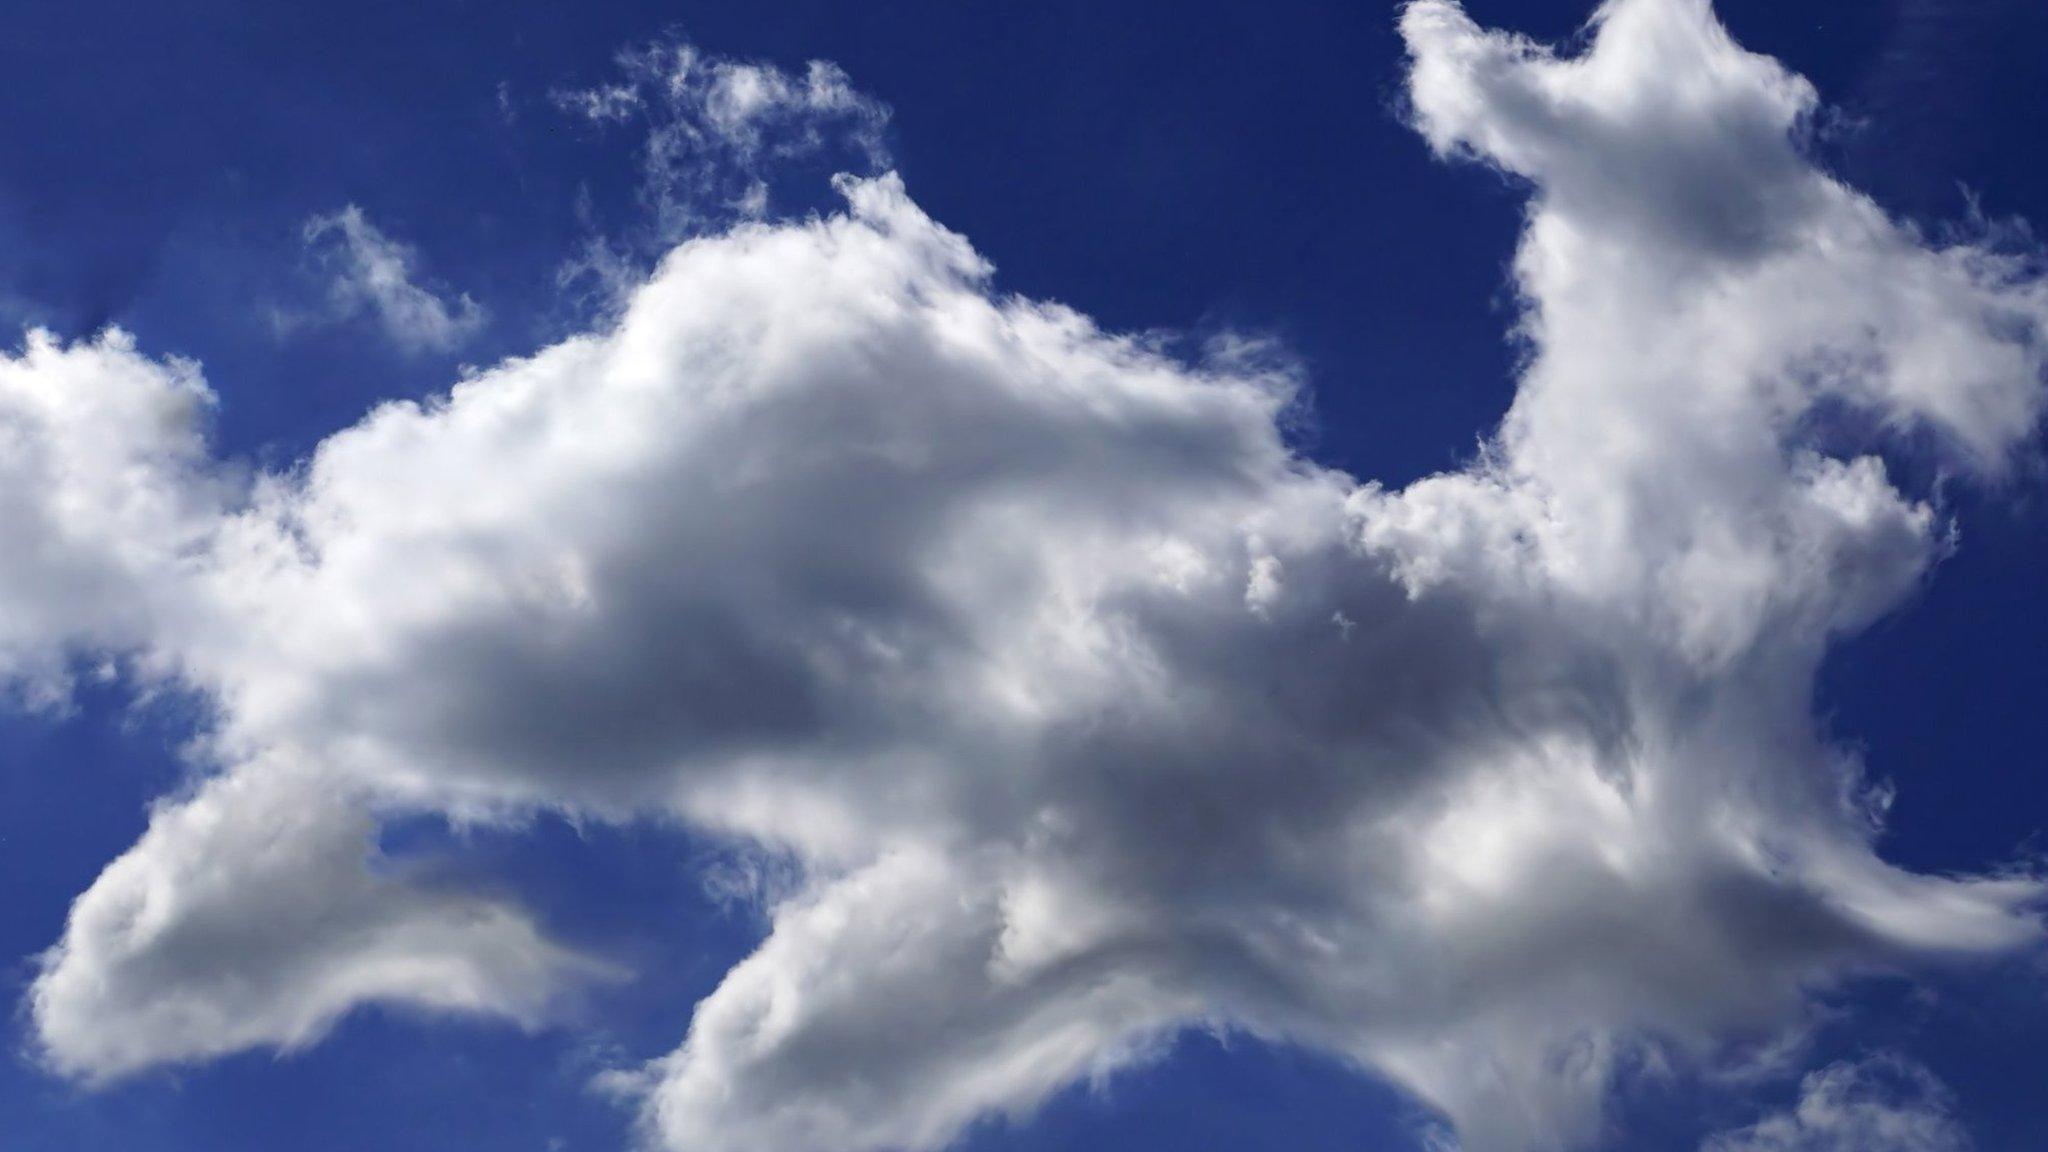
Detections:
[1, 1, 2047, 1150]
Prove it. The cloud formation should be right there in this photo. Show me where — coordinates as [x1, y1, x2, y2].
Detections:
[0, 329, 222, 708]
[1703, 1055, 1970, 1152]
[32, 760, 610, 1081]
[554, 39, 890, 246]
[5, 2, 2047, 1150]
[285, 205, 487, 353]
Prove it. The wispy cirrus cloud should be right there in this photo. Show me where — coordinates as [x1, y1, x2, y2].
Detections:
[1704, 1055, 1971, 1152]
[274, 205, 486, 354]
[553, 39, 889, 230]
[548, 36, 891, 307]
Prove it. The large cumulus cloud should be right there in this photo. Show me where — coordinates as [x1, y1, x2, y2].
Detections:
[4, 2, 2047, 1150]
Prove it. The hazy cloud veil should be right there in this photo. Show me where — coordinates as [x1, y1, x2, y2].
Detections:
[3, 2, 2045, 1150]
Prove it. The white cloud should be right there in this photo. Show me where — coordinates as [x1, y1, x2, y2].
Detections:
[552, 38, 891, 272]
[31, 760, 615, 1081]
[287, 206, 487, 354]
[1703, 1055, 1971, 1152]
[0, 329, 224, 708]
[2, 3, 2046, 1152]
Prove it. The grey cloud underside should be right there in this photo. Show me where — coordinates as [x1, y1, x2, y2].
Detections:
[5, 2, 2048, 1151]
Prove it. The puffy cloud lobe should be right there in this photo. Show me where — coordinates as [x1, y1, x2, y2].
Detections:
[31, 762, 611, 1080]
[1391, 0, 2048, 650]
[4, 3, 2048, 1151]
[0, 329, 222, 706]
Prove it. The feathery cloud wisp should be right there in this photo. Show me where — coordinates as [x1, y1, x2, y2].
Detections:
[282, 205, 486, 354]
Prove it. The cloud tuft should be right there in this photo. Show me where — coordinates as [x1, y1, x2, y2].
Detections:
[1703, 1055, 1971, 1152]
[283, 206, 487, 354]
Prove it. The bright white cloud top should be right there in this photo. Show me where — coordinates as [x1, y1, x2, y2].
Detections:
[5, 2, 2046, 1150]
